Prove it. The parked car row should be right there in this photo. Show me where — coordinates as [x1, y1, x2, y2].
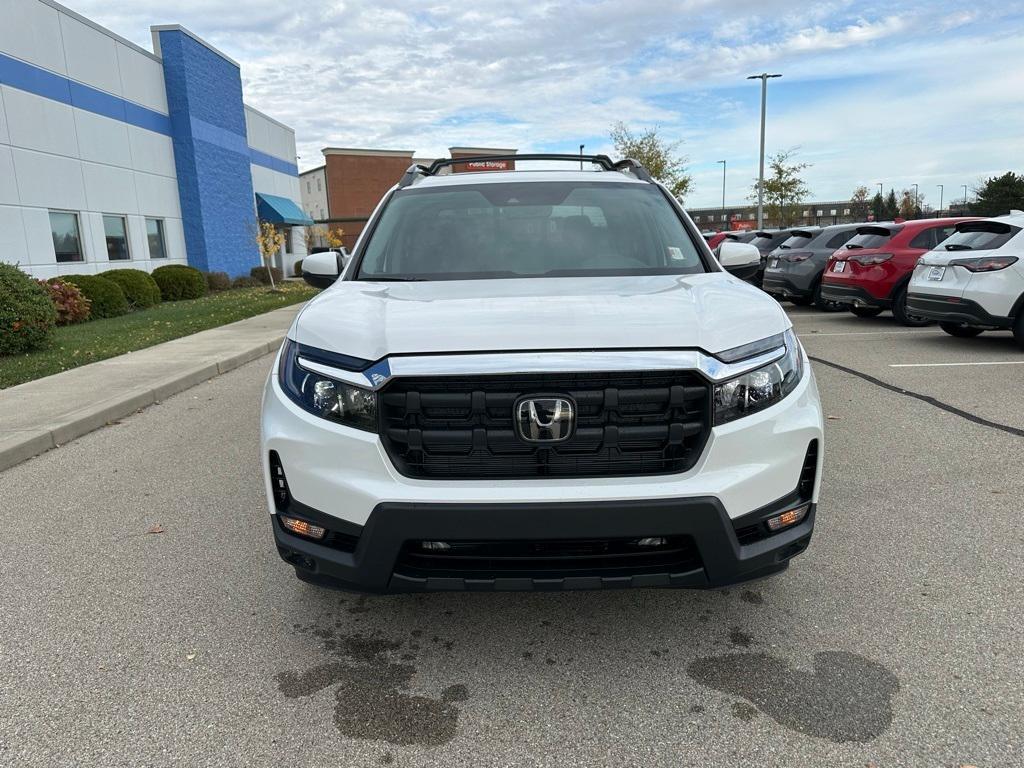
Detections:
[705, 213, 1024, 348]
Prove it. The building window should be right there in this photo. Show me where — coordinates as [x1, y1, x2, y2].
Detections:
[146, 218, 167, 259]
[306, 181, 311, 193]
[49, 211, 83, 263]
[720, 214, 727, 222]
[802, 210, 809, 217]
[844, 208, 851, 215]
[317, 178, 322, 192]
[103, 215, 130, 260]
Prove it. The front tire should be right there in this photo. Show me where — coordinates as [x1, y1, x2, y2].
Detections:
[892, 287, 933, 327]
[1013, 313, 1024, 350]
[939, 322, 984, 338]
[850, 306, 883, 318]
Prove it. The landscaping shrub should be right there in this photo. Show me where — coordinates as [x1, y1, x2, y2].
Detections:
[38, 278, 91, 325]
[101, 268, 161, 309]
[205, 271, 231, 292]
[0, 263, 58, 355]
[58, 274, 129, 319]
[250, 265, 283, 285]
[231, 275, 260, 289]
[152, 264, 206, 301]
[293, 258, 305, 276]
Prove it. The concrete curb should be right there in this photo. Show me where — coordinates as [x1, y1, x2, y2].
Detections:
[0, 335, 285, 474]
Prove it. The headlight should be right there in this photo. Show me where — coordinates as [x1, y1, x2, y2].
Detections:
[714, 328, 804, 425]
[278, 339, 377, 432]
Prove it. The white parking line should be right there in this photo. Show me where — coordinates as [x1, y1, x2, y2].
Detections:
[890, 361, 1024, 368]
[802, 330, 937, 337]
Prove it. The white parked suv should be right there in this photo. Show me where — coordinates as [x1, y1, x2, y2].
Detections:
[907, 212, 1024, 346]
[261, 154, 824, 592]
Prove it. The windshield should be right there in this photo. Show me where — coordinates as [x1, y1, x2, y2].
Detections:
[844, 228, 898, 249]
[779, 231, 816, 250]
[356, 181, 707, 281]
[941, 223, 1021, 251]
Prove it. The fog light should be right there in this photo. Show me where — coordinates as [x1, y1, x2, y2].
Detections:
[636, 536, 668, 548]
[280, 515, 327, 540]
[421, 541, 451, 551]
[766, 504, 810, 532]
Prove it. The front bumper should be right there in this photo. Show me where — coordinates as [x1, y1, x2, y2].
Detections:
[262, 350, 824, 592]
[819, 283, 891, 309]
[906, 293, 1013, 329]
[273, 494, 816, 592]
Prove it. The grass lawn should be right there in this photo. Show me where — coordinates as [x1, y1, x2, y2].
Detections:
[0, 283, 317, 389]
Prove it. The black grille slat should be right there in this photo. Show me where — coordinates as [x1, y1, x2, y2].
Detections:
[395, 536, 702, 578]
[379, 370, 712, 479]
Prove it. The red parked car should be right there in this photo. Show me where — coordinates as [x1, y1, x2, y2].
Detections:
[820, 218, 974, 325]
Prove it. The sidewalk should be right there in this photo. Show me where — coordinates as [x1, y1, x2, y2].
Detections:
[0, 304, 303, 472]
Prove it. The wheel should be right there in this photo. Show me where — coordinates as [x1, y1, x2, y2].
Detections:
[813, 282, 844, 312]
[1013, 313, 1024, 350]
[891, 287, 933, 327]
[939, 322, 984, 338]
[788, 295, 813, 306]
[850, 306, 883, 318]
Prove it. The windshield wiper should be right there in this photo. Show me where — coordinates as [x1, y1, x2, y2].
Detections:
[944, 243, 973, 251]
[359, 276, 428, 282]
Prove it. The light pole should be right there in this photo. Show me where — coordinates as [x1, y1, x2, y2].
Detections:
[962, 183, 969, 212]
[716, 160, 727, 222]
[937, 184, 944, 217]
[747, 73, 781, 229]
[911, 183, 918, 216]
[877, 182, 883, 198]
[579, 144, 584, 171]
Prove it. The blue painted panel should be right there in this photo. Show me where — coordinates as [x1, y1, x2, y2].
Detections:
[158, 29, 259, 277]
[250, 147, 298, 176]
[0, 51, 170, 135]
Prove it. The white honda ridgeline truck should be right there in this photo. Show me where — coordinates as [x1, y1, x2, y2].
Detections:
[261, 154, 824, 593]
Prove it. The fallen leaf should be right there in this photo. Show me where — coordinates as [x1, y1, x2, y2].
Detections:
[146, 524, 165, 534]
[186, 652, 196, 661]
[827, 415, 842, 421]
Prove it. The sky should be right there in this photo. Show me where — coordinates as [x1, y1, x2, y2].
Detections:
[70, 0, 1024, 208]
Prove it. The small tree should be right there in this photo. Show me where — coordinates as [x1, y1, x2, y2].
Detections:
[898, 189, 924, 220]
[971, 172, 1024, 216]
[303, 224, 346, 252]
[749, 148, 810, 227]
[883, 189, 900, 220]
[850, 185, 870, 221]
[870, 192, 885, 221]
[610, 122, 692, 199]
[255, 220, 285, 290]
[324, 226, 345, 249]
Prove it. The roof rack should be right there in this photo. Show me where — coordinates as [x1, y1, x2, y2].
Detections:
[397, 153, 654, 188]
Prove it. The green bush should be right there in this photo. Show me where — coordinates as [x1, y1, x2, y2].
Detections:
[0, 264, 58, 355]
[152, 264, 206, 301]
[38, 278, 91, 325]
[58, 275, 129, 319]
[231, 275, 260, 289]
[101, 269, 161, 309]
[205, 271, 231, 292]
[250, 265, 283, 285]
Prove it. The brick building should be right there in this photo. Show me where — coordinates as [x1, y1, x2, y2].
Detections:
[300, 146, 517, 250]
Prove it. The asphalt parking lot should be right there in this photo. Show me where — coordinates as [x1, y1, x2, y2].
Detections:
[1, 307, 1022, 767]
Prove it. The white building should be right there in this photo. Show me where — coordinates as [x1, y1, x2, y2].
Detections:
[0, 0, 310, 280]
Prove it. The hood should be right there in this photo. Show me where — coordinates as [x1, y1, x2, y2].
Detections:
[291, 274, 790, 362]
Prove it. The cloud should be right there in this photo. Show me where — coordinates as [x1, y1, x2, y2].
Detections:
[61, 0, 1024, 206]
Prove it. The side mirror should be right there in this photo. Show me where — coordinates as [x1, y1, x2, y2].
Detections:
[717, 241, 761, 281]
[301, 250, 341, 289]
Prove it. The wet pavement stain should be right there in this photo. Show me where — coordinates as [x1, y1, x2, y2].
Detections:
[731, 702, 759, 721]
[740, 589, 764, 605]
[687, 651, 899, 743]
[276, 630, 469, 747]
[728, 627, 754, 648]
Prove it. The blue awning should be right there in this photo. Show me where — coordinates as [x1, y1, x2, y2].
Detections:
[255, 193, 314, 226]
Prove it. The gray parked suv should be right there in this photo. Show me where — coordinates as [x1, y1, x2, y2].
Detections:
[762, 224, 861, 310]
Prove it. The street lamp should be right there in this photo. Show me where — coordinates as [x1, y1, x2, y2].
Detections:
[962, 183, 969, 212]
[716, 160, 727, 219]
[747, 73, 781, 229]
[877, 182, 883, 198]
[937, 184, 944, 217]
[579, 144, 584, 171]
[911, 183, 918, 216]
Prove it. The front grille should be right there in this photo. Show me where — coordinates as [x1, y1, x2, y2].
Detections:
[395, 536, 702, 579]
[378, 370, 711, 479]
